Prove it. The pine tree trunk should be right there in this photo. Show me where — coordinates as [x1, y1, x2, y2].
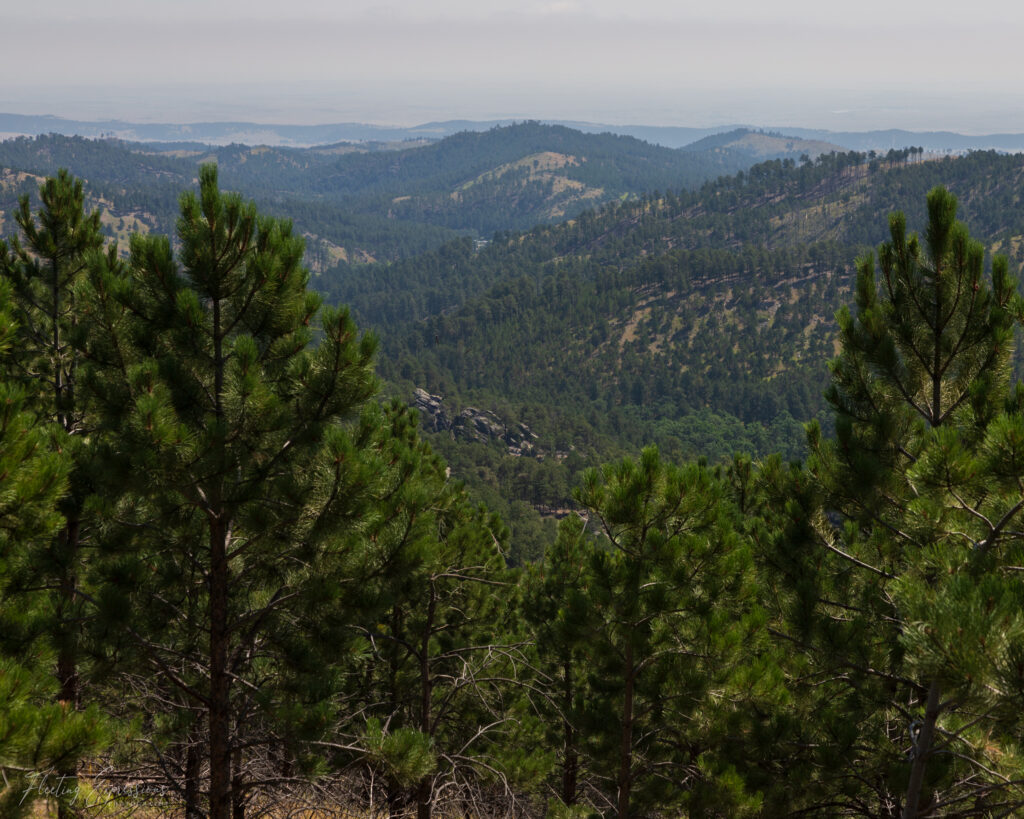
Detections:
[209, 516, 232, 819]
[416, 586, 436, 819]
[185, 740, 203, 819]
[54, 280, 77, 819]
[416, 780, 432, 819]
[562, 661, 577, 806]
[902, 679, 941, 819]
[232, 748, 245, 819]
[387, 606, 406, 819]
[616, 643, 634, 819]
[56, 520, 80, 819]
[900, 247, 945, 819]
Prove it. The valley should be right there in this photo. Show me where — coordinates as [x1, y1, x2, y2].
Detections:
[4, 114, 1024, 818]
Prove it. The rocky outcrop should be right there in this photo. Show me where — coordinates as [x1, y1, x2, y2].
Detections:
[412, 388, 451, 433]
[411, 388, 539, 456]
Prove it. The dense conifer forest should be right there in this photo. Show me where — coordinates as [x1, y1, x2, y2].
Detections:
[4, 127, 1024, 817]
[322, 146, 1024, 558]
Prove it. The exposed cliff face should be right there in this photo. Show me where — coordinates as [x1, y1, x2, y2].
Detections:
[412, 388, 451, 433]
[411, 388, 539, 456]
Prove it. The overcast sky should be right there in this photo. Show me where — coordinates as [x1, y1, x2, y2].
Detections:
[6, 0, 1024, 131]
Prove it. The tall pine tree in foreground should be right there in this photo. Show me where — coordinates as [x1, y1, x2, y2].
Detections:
[0, 279, 106, 817]
[0, 170, 108, 818]
[773, 187, 1024, 816]
[82, 165, 379, 819]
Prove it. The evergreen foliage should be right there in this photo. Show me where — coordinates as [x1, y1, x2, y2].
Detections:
[526, 449, 767, 817]
[343, 404, 519, 819]
[763, 187, 1024, 815]
[80, 165, 379, 818]
[0, 278, 106, 817]
[6, 162, 1024, 819]
[0, 169, 113, 819]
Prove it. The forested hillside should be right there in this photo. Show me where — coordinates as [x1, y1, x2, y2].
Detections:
[0, 135, 458, 263]
[0, 123, 816, 269]
[314, 149, 1024, 553]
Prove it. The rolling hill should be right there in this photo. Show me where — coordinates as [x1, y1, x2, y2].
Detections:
[0, 123, 821, 263]
[0, 122, 851, 277]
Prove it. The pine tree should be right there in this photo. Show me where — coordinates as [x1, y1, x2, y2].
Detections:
[0, 278, 106, 817]
[781, 186, 1024, 815]
[521, 512, 595, 811]
[565, 447, 762, 818]
[347, 404, 517, 819]
[81, 165, 379, 819]
[0, 169, 107, 818]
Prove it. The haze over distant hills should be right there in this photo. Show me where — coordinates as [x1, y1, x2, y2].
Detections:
[6, 112, 1024, 153]
[0, 123, 840, 262]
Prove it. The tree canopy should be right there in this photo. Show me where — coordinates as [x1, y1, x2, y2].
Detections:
[3, 168, 1024, 819]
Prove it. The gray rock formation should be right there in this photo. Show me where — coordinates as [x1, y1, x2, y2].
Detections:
[411, 388, 539, 456]
[412, 388, 451, 433]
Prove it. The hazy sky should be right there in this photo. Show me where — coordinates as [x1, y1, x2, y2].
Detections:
[6, 0, 1024, 131]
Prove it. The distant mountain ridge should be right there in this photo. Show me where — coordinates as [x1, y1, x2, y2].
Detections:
[6, 112, 1024, 153]
[779, 127, 1024, 153]
[681, 128, 845, 159]
[0, 112, 737, 148]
